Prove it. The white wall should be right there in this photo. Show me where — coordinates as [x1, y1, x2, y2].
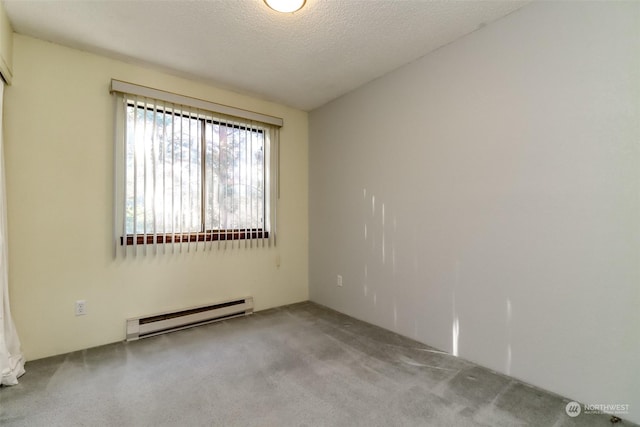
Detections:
[310, 1, 639, 423]
[5, 35, 309, 360]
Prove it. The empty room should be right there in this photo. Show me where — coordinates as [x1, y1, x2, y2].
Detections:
[0, 0, 638, 426]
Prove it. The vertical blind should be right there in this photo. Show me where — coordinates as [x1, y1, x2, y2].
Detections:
[111, 80, 281, 256]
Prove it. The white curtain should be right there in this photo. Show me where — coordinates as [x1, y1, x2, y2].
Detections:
[0, 79, 25, 385]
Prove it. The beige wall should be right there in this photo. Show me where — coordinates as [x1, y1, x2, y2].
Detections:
[0, 2, 12, 83]
[5, 35, 309, 360]
[310, 1, 639, 423]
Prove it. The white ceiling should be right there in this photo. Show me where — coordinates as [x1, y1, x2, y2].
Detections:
[2, 0, 532, 111]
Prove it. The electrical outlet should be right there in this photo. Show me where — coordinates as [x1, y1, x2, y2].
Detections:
[75, 300, 86, 316]
[337, 275, 343, 287]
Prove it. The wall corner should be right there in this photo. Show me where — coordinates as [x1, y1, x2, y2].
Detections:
[0, 3, 13, 84]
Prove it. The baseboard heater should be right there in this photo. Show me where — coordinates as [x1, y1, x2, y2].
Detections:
[126, 296, 253, 341]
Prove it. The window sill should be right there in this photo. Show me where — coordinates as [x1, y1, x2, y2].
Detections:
[120, 230, 269, 246]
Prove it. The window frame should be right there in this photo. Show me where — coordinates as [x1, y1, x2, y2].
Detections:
[112, 81, 281, 255]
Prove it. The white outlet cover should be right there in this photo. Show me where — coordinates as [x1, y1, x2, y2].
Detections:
[75, 300, 86, 316]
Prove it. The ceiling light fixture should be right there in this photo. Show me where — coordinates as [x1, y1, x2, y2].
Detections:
[264, 0, 306, 13]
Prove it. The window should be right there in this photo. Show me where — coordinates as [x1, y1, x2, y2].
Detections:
[112, 81, 281, 255]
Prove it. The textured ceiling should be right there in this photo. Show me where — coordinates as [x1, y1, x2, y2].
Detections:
[3, 0, 531, 111]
